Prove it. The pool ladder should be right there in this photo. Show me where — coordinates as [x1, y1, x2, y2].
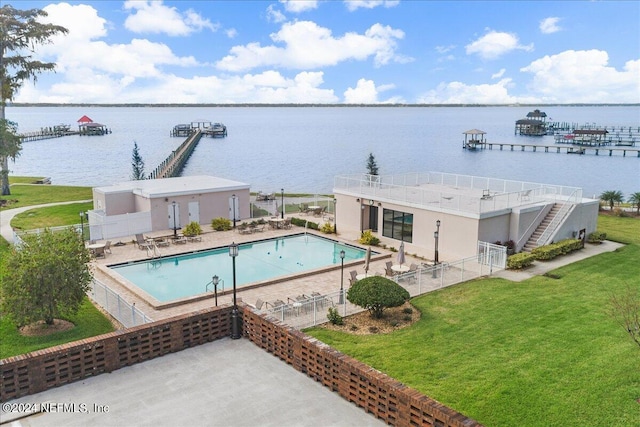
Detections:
[146, 242, 161, 259]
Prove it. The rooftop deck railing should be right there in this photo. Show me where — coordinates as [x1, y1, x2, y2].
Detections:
[334, 172, 583, 214]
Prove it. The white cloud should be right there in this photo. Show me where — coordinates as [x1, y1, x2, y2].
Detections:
[466, 30, 533, 60]
[123, 0, 218, 36]
[266, 4, 286, 23]
[280, 0, 318, 13]
[344, 1, 400, 12]
[216, 21, 408, 72]
[520, 50, 640, 103]
[491, 68, 506, 79]
[343, 78, 402, 104]
[435, 45, 456, 54]
[42, 3, 108, 42]
[540, 17, 561, 34]
[417, 79, 518, 104]
[226, 28, 238, 39]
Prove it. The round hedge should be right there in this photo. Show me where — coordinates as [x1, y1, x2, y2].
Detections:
[347, 276, 410, 318]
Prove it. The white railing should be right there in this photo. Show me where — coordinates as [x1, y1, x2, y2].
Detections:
[334, 172, 582, 215]
[263, 245, 505, 330]
[536, 188, 579, 247]
[89, 277, 152, 328]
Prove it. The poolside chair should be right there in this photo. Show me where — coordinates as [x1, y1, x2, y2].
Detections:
[407, 263, 419, 283]
[384, 261, 394, 277]
[349, 270, 358, 286]
[254, 299, 264, 310]
[104, 240, 112, 254]
[283, 218, 292, 229]
[136, 234, 151, 250]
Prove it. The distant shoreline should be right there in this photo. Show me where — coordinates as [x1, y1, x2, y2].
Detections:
[8, 103, 640, 108]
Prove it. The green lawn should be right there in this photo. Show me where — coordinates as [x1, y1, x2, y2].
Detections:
[1, 177, 92, 211]
[10, 201, 94, 231]
[0, 298, 115, 359]
[307, 217, 640, 427]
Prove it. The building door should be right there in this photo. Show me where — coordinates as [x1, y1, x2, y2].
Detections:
[168, 203, 180, 231]
[369, 206, 379, 232]
[188, 201, 200, 224]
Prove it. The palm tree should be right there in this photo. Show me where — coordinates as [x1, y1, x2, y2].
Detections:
[628, 192, 640, 215]
[600, 190, 624, 210]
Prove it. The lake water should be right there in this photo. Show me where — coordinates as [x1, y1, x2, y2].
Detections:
[6, 105, 640, 198]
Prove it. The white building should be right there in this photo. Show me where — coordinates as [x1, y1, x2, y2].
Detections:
[89, 175, 250, 240]
[333, 172, 599, 261]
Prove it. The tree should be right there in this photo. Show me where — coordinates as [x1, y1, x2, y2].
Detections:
[1, 5, 68, 195]
[599, 190, 623, 210]
[131, 141, 146, 180]
[366, 152, 379, 176]
[628, 192, 640, 215]
[0, 227, 91, 327]
[347, 276, 409, 319]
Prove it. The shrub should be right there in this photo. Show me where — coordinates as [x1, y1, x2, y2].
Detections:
[587, 231, 607, 244]
[359, 230, 380, 246]
[211, 217, 232, 231]
[531, 239, 583, 261]
[320, 222, 335, 234]
[507, 252, 535, 270]
[327, 307, 344, 325]
[347, 276, 410, 319]
[612, 207, 629, 218]
[183, 221, 202, 236]
[291, 217, 319, 230]
[403, 315, 412, 322]
[402, 307, 413, 315]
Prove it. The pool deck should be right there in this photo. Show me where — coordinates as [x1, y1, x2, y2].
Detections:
[90, 217, 404, 323]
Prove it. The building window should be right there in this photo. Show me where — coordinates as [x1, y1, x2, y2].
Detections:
[382, 209, 413, 243]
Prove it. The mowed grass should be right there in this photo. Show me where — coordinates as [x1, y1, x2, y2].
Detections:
[0, 298, 115, 359]
[10, 202, 94, 230]
[1, 177, 92, 210]
[597, 214, 640, 245]
[307, 217, 640, 427]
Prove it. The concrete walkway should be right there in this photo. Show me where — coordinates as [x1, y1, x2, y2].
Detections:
[2, 338, 385, 427]
[0, 200, 92, 243]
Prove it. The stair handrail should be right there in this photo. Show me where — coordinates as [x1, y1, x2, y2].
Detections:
[535, 188, 579, 247]
[516, 204, 551, 250]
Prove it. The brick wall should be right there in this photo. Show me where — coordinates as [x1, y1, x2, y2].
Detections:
[243, 308, 482, 427]
[1, 306, 232, 401]
[1, 305, 481, 426]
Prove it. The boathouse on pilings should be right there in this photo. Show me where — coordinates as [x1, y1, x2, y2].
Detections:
[462, 129, 487, 150]
[570, 129, 610, 146]
[79, 122, 110, 135]
[515, 109, 548, 136]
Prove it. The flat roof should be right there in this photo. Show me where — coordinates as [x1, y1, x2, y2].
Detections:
[95, 175, 250, 198]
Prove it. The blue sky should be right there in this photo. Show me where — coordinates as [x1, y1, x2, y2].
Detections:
[11, 0, 640, 104]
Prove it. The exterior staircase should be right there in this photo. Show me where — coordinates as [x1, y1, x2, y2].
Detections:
[522, 203, 562, 252]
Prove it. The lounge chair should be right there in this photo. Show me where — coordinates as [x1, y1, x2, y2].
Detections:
[104, 240, 112, 254]
[136, 234, 151, 250]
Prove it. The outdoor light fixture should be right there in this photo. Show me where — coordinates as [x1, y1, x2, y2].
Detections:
[281, 188, 284, 219]
[333, 198, 337, 234]
[339, 250, 346, 304]
[79, 211, 85, 241]
[360, 203, 366, 234]
[369, 199, 374, 205]
[232, 194, 237, 229]
[435, 220, 441, 264]
[356, 198, 360, 203]
[229, 242, 241, 339]
[212, 275, 219, 307]
[172, 201, 178, 238]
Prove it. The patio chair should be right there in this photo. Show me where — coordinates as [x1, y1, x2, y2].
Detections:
[384, 261, 394, 277]
[519, 189, 532, 201]
[104, 240, 112, 254]
[407, 263, 419, 282]
[283, 218, 292, 229]
[254, 298, 264, 310]
[136, 234, 151, 250]
[349, 270, 358, 286]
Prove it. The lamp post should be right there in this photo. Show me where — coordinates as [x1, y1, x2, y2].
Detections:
[229, 242, 241, 339]
[212, 275, 219, 307]
[172, 201, 178, 238]
[360, 204, 365, 234]
[281, 188, 284, 219]
[232, 194, 237, 229]
[79, 211, 85, 241]
[435, 219, 441, 264]
[339, 250, 345, 304]
[333, 198, 337, 234]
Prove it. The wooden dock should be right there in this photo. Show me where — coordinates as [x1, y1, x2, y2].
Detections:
[19, 129, 79, 142]
[484, 142, 640, 157]
[148, 129, 203, 179]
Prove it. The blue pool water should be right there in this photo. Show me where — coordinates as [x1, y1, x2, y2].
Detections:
[111, 234, 368, 302]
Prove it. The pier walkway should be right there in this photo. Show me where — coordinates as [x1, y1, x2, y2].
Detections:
[484, 142, 640, 157]
[148, 129, 203, 179]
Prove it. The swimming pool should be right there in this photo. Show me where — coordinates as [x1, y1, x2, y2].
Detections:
[110, 234, 369, 303]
